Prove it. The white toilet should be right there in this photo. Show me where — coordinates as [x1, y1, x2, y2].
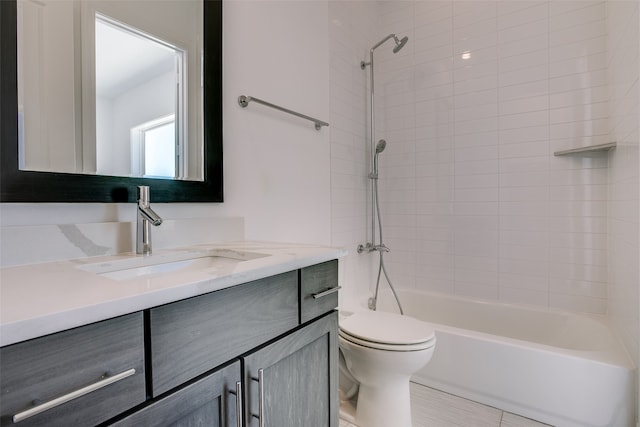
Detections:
[338, 310, 436, 427]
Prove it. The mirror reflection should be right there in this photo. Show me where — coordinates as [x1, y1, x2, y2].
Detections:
[16, 0, 203, 181]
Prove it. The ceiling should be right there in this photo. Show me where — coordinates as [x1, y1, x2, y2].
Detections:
[95, 19, 177, 99]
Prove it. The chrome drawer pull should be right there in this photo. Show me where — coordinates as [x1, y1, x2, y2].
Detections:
[13, 368, 136, 423]
[257, 369, 265, 427]
[312, 286, 341, 299]
[229, 381, 243, 427]
[250, 369, 265, 427]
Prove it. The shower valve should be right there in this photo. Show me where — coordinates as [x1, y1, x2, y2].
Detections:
[357, 243, 373, 253]
[357, 243, 389, 254]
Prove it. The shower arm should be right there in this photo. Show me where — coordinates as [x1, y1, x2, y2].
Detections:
[361, 34, 398, 68]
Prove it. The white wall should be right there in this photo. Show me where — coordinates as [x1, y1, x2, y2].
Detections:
[96, 71, 175, 177]
[222, 0, 331, 244]
[1, 1, 332, 249]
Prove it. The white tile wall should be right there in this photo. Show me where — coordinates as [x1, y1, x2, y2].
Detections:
[328, 1, 379, 310]
[606, 0, 640, 421]
[358, 0, 637, 316]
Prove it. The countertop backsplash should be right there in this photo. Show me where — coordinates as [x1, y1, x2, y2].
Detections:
[0, 217, 245, 268]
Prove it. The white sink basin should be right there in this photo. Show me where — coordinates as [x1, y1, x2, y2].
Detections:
[78, 249, 269, 281]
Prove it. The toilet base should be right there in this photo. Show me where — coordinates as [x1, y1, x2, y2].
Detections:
[355, 376, 413, 427]
[339, 398, 357, 424]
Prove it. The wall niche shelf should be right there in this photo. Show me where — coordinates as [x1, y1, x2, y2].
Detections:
[553, 142, 617, 156]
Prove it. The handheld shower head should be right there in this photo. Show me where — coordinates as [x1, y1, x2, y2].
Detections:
[371, 139, 387, 179]
[393, 36, 409, 53]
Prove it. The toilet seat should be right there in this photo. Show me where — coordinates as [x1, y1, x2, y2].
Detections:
[339, 330, 434, 351]
[339, 311, 436, 351]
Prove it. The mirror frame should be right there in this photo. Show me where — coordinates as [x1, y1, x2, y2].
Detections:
[0, 0, 223, 203]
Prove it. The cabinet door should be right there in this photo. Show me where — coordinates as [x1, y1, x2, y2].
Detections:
[243, 311, 338, 427]
[109, 361, 241, 427]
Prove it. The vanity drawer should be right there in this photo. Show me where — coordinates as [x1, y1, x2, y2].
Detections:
[149, 270, 298, 396]
[0, 313, 145, 427]
[300, 260, 339, 323]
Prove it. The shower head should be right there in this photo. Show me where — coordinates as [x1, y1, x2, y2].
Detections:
[361, 33, 410, 69]
[375, 139, 387, 154]
[369, 33, 410, 54]
[393, 36, 409, 53]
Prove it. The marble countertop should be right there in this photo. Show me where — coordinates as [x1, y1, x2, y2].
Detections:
[0, 241, 346, 347]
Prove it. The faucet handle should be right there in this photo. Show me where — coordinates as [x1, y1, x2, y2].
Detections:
[137, 186, 150, 205]
[136, 186, 162, 255]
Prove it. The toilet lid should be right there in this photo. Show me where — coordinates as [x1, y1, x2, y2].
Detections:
[339, 310, 435, 346]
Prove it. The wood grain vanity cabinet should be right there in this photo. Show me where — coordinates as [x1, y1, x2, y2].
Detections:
[110, 361, 242, 427]
[148, 271, 299, 396]
[0, 259, 339, 427]
[243, 312, 338, 427]
[0, 313, 146, 427]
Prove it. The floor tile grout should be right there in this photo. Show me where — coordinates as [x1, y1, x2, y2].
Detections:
[339, 382, 552, 427]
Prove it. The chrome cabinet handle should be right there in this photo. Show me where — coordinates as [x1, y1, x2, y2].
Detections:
[229, 381, 243, 427]
[13, 368, 136, 423]
[312, 286, 341, 299]
[257, 369, 265, 427]
[251, 369, 265, 427]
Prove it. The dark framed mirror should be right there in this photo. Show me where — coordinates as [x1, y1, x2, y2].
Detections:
[0, 0, 223, 202]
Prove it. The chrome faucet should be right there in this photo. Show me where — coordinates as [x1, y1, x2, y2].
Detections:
[136, 186, 163, 255]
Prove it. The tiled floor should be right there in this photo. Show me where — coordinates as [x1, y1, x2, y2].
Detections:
[339, 382, 552, 427]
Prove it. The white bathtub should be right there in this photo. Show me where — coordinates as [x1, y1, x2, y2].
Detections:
[377, 289, 636, 427]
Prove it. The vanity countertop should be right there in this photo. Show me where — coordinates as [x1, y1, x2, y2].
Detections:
[0, 241, 346, 347]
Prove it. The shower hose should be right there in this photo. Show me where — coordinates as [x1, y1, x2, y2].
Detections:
[370, 174, 404, 315]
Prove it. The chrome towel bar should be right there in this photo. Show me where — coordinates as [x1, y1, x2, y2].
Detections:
[238, 95, 329, 130]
